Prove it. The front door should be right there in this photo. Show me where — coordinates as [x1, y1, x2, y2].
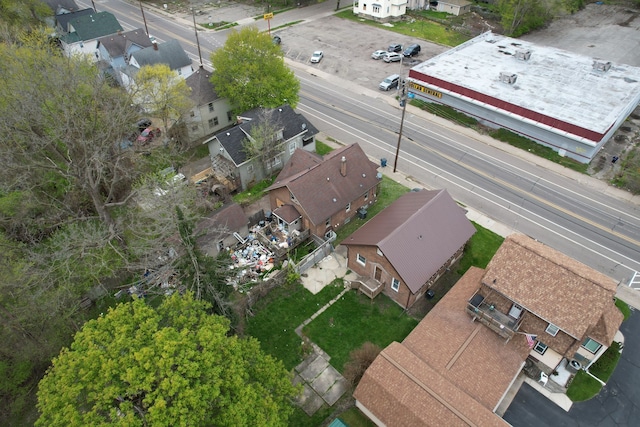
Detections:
[374, 266, 382, 282]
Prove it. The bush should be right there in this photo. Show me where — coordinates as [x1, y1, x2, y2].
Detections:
[343, 342, 382, 387]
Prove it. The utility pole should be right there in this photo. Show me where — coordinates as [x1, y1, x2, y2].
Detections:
[139, 0, 149, 36]
[191, 8, 203, 67]
[393, 81, 408, 173]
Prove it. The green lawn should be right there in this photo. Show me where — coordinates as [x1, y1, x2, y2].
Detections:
[566, 370, 602, 402]
[245, 281, 345, 370]
[457, 223, 504, 275]
[303, 291, 420, 373]
[615, 298, 631, 321]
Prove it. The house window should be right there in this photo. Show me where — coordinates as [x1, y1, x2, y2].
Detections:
[214, 117, 219, 126]
[325, 218, 331, 228]
[545, 323, 560, 337]
[533, 341, 548, 355]
[273, 155, 282, 166]
[391, 278, 400, 292]
[247, 164, 254, 174]
[208, 102, 214, 112]
[373, 5, 380, 13]
[582, 338, 602, 354]
[208, 118, 215, 128]
[227, 111, 232, 122]
[346, 202, 351, 212]
[364, 191, 368, 201]
[357, 254, 366, 266]
[289, 141, 296, 155]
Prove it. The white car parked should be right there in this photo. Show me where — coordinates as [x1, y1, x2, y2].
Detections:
[371, 50, 387, 60]
[310, 51, 324, 63]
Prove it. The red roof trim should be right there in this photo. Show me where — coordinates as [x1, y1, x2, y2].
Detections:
[408, 70, 608, 142]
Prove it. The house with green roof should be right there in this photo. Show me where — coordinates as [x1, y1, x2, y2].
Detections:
[59, 11, 123, 61]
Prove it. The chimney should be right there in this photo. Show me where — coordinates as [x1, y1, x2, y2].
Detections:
[340, 156, 347, 177]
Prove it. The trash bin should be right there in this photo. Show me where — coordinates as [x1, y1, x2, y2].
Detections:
[426, 289, 435, 299]
[381, 158, 387, 167]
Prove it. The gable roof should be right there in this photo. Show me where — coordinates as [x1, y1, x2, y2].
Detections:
[483, 234, 621, 340]
[131, 39, 192, 71]
[267, 144, 381, 226]
[213, 105, 319, 166]
[355, 267, 527, 426]
[185, 66, 220, 106]
[195, 203, 248, 246]
[60, 11, 122, 42]
[55, 8, 93, 31]
[96, 28, 153, 58]
[342, 189, 475, 293]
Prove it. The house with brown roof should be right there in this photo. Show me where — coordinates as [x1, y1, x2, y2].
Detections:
[469, 233, 623, 377]
[354, 234, 624, 426]
[341, 189, 475, 309]
[266, 143, 381, 239]
[183, 66, 234, 143]
[196, 203, 249, 257]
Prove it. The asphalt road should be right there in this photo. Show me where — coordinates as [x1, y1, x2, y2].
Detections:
[79, 0, 640, 285]
[504, 309, 640, 426]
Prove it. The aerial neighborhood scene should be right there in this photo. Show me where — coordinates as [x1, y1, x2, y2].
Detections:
[2, 0, 640, 426]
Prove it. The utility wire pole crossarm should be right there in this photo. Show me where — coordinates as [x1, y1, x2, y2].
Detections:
[393, 81, 408, 173]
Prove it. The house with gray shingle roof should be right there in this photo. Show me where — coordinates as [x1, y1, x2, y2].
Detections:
[266, 143, 380, 239]
[44, 0, 80, 15]
[196, 203, 249, 257]
[96, 28, 154, 74]
[183, 66, 234, 143]
[342, 189, 475, 309]
[204, 105, 319, 193]
[58, 11, 123, 60]
[354, 234, 624, 426]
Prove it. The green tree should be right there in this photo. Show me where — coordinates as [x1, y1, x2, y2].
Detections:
[36, 293, 298, 427]
[0, 0, 51, 28]
[132, 64, 193, 148]
[498, 0, 553, 36]
[210, 26, 299, 113]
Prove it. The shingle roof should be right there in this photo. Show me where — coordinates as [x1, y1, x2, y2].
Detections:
[273, 204, 301, 223]
[55, 8, 93, 31]
[195, 203, 248, 246]
[484, 234, 620, 339]
[214, 105, 319, 166]
[60, 11, 122, 42]
[355, 267, 526, 426]
[44, 0, 80, 14]
[185, 66, 220, 106]
[131, 39, 192, 71]
[268, 144, 381, 226]
[96, 28, 153, 58]
[342, 189, 475, 293]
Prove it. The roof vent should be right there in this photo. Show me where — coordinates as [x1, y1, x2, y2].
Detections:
[278, 108, 282, 112]
[593, 61, 611, 72]
[499, 72, 517, 85]
[301, 123, 307, 130]
[226, 132, 230, 136]
[332, 198, 337, 202]
[515, 49, 531, 61]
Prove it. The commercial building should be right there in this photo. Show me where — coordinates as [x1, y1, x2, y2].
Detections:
[407, 32, 640, 163]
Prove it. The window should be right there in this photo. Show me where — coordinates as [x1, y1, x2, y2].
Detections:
[373, 5, 380, 13]
[208, 118, 215, 128]
[364, 191, 368, 201]
[346, 202, 351, 212]
[208, 102, 214, 112]
[227, 111, 233, 122]
[582, 338, 602, 354]
[357, 254, 366, 266]
[533, 341, 548, 355]
[325, 218, 331, 228]
[289, 142, 296, 155]
[391, 278, 400, 292]
[545, 323, 560, 337]
[247, 164, 254, 174]
[273, 155, 282, 166]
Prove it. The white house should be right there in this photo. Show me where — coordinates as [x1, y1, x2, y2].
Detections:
[58, 11, 123, 60]
[353, 0, 406, 22]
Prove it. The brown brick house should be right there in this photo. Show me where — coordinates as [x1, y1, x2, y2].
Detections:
[341, 189, 476, 309]
[354, 234, 624, 426]
[468, 233, 623, 375]
[266, 143, 381, 239]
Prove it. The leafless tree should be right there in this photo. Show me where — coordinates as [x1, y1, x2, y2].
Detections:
[242, 108, 284, 175]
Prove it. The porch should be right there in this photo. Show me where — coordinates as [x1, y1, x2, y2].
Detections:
[466, 292, 523, 341]
[352, 277, 384, 300]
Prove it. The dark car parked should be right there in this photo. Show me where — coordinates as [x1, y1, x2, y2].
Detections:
[403, 44, 421, 57]
[388, 43, 402, 52]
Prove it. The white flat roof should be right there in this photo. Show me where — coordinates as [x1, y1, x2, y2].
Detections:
[410, 32, 640, 134]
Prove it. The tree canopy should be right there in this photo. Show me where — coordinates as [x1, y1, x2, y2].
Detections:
[210, 26, 299, 113]
[36, 293, 298, 427]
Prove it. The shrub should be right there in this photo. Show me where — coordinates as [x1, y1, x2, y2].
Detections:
[343, 342, 382, 387]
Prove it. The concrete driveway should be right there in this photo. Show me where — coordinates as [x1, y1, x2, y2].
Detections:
[503, 308, 640, 426]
